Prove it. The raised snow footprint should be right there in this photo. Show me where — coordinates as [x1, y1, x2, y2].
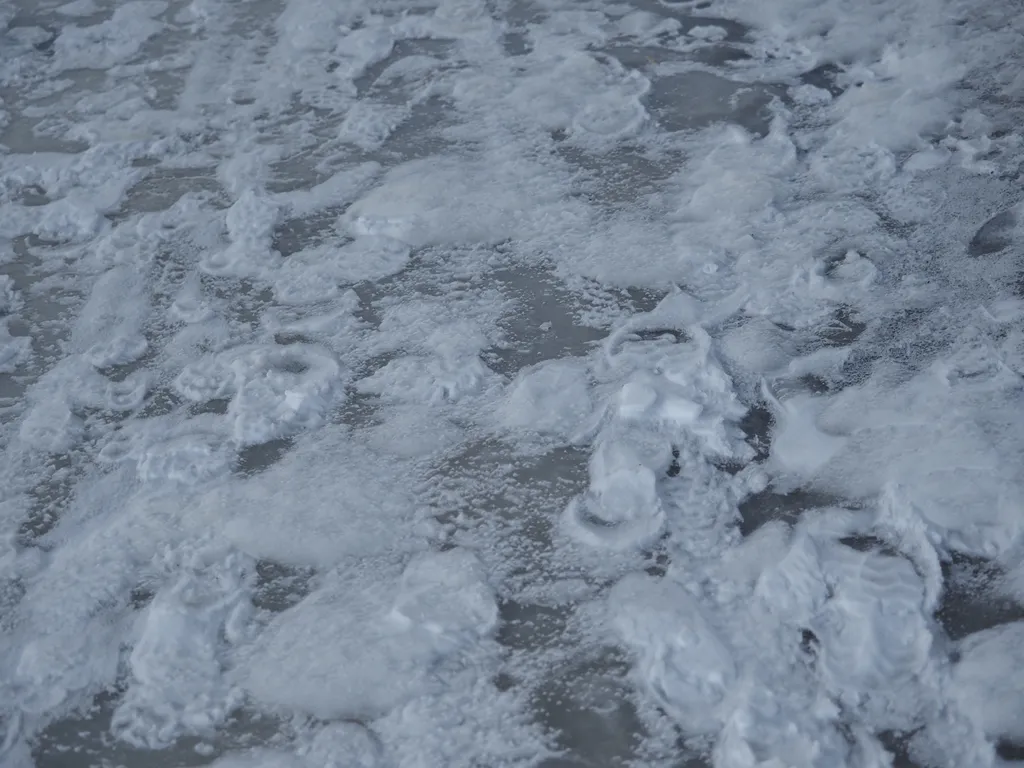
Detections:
[563, 434, 670, 550]
[175, 343, 345, 446]
[241, 550, 497, 720]
[610, 573, 737, 735]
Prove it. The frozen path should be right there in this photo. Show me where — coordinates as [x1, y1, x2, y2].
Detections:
[1, 0, 1024, 766]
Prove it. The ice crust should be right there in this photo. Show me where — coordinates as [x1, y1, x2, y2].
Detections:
[1, 0, 1024, 766]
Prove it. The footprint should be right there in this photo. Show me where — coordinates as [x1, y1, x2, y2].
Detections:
[175, 344, 345, 446]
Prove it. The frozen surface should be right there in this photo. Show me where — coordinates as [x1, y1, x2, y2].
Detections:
[2, 0, 1024, 766]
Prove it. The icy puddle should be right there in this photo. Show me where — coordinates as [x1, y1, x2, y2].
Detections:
[2, 0, 1024, 766]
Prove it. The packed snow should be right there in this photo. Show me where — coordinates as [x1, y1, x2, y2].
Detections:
[1, 0, 1024, 766]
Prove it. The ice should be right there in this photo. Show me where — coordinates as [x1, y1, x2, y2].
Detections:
[3, 0, 1024, 763]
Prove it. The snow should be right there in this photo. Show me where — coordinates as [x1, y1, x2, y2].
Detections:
[241, 549, 497, 721]
[2, 0, 1024, 765]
